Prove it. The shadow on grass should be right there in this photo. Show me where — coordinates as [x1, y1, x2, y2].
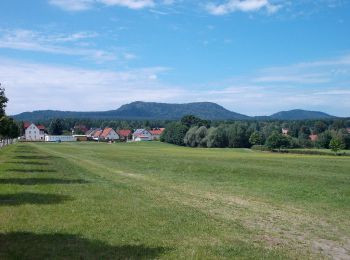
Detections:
[6, 169, 57, 173]
[15, 155, 58, 160]
[0, 193, 71, 206]
[13, 150, 39, 153]
[0, 178, 89, 185]
[5, 161, 50, 166]
[0, 232, 169, 259]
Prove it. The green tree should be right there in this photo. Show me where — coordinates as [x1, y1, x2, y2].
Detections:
[0, 85, 9, 118]
[161, 122, 188, 146]
[329, 137, 345, 154]
[49, 119, 64, 135]
[195, 126, 208, 147]
[317, 130, 333, 149]
[266, 132, 291, 150]
[184, 126, 199, 147]
[181, 115, 209, 128]
[249, 131, 263, 146]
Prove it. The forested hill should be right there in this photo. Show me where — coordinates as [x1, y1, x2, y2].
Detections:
[12, 101, 249, 121]
[270, 109, 334, 120]
[12, 101, 335, 121]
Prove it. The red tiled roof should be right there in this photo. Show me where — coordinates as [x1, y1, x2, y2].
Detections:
[150, 128, 165, 135]
[117, 129, 131, 137]
[93, 130, 102, 138]
[100, 128, 113, 138]
[23, 122, 31, 129]
[24, 122, 45, 130]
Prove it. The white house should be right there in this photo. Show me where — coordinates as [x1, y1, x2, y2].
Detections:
[45, 135, 76, 142]
[149, 128, 165, 140]
[24, 123, 45, 141]
[132, 129, 152, 141]
[100, 128, 119, 141]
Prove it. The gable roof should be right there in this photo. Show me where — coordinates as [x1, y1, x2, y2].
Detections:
[24, 122, 31, 129]
[117, 129, 131, 137]
[100, 128, 117, 138]
[93, 130, 102, 138]
[150, 128, 165, 136]
[24, 122, 45, 130]
[133, 129, 151, 137]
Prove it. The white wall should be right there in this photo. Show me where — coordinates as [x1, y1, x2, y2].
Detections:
[45, 135, 76, 142]
[25, 124, 45, 141]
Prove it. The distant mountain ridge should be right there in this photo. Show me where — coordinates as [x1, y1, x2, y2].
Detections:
[270, 109, 334, 120]
[12, 101, 335, 121]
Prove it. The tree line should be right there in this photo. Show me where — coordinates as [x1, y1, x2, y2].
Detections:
[160, 115, 350, 152]
[0, 87, 20, 142]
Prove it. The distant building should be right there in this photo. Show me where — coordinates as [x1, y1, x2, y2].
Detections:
[86, 128, 101, 139]
[133, 129, 152, 141]
[73, 124, 88, 134]
[73, 135, 88, 141]
[150, 128, 165, 140]
[282, 128, 289, 135]
[92, 130, 102, 141]
[309, 134, 318, 142]
[45, 135, 76, 142]
[24, 122, 46, 141]
[117, 129, 132, 141]
[100, 128, 119, 141]
[347, 128, 350, 134]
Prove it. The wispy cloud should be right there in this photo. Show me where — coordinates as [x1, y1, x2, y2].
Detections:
[206, 0, 282, 15]
[49, 0, 94, 11]
[2, 53, 350, 117]
[0, 58, 181, 114]
[0, 29, 136, 63]
[48, 0, 177, 11]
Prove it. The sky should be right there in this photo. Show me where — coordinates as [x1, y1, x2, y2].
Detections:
[0, 0, 349, 117]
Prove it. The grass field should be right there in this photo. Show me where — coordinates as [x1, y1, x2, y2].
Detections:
[0, 142, 349, 259]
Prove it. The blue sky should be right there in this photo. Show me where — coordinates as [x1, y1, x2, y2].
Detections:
[0, 0, 349, 116]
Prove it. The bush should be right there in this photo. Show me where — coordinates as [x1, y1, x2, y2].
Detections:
[266, 132, 291, 150]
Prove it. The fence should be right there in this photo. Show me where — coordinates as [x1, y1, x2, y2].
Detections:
[0, 138, 17, 149]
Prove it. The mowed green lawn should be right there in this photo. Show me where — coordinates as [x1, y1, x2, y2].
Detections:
[0, 142, 349, 259]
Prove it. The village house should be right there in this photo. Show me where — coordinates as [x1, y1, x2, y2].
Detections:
[24, 122, 46, 141]
[100, 128, 119, 141]
[85, 128, 101, 139]
[347, 128, 350, 134]
[73, 124, 88, 134]
[309, 134, 318, 142]
[132, 129, 152, 141]
[150, 128, 165, 140]
[92, 130, 102, 141]
[117, 129, 132, 141]
[282, 128, 289, 135]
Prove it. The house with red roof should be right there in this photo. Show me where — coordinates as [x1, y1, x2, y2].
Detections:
[24, 122, 46, 141]
[150, 128, 165, 140]
[100, 128, 119, 141]
[92, 130, 102, 141]
[117, 129, 132, 141]
[132, 129, 152, 141]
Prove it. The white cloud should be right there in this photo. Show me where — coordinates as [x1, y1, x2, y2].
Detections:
[0, 29, 120, 63]
[0, 58, 181, 114]
[48, 0, 178, 11]
[49, 0, 94, 11]
[2, 53, 350, 117]
[99, 0, 155, 9]
[206, 0, 281, 15]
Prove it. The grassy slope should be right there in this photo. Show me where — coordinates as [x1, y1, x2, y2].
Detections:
[0, 142, 349, 259]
